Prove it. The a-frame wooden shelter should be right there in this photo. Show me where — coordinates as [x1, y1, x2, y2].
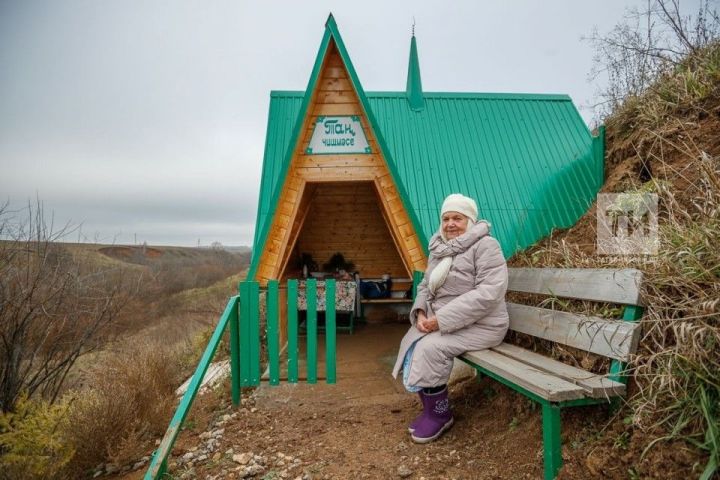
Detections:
[250, 17, 427, 286]
[248, 14, 605, 333]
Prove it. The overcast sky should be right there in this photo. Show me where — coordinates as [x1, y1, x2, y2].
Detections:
[1, 0, 672, 246]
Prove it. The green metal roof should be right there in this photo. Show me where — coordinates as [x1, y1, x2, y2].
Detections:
[251, 91, 304, 253]
[252, 90, 602, 258]
[249, 15, 604, 276]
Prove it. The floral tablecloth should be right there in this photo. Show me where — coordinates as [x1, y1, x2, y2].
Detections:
[296, 280, 357, 312]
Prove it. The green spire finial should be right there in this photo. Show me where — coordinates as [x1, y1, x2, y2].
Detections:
[406, 23, 425, 112]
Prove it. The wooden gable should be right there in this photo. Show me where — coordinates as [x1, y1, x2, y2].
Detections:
[253, 39, 426, 285]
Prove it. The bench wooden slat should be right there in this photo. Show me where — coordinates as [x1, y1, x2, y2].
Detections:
[507, 303, 641, 362]
[360, 298, 412, 304]
[460, 349, 586, 402]
[491, 343, 626, 398]
[508, 268, 643, 305]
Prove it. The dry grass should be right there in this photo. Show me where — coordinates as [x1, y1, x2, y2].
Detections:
[607, 41, 720, 141]
[509, 56, 720, 475]
[62, 340, 190, 477]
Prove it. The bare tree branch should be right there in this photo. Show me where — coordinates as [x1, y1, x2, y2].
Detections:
[0, 201, 134, 411]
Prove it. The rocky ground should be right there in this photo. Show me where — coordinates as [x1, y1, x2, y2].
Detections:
[110, 322, 696, 480]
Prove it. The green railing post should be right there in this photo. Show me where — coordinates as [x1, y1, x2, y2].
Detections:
[267, 280, 280, 385]
[239, 282, 251, 387]
[307, 279, 318, 384]
[144, 296, 239, 480]
[542, 402, 562, 480]
[609, 304, 644, 412]
[249, 281, 260, 385]
[239, 281, 261, 387]
[287, 280, 299, 383]
[609, 305, 644, 383]
[229, 296, 241, 406]
[325, 279, 336, 384]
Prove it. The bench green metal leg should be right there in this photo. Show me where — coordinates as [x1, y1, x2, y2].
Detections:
[542, 403, 562, 480]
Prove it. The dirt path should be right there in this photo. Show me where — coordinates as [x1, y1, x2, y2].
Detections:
[121, 322, 635, 479]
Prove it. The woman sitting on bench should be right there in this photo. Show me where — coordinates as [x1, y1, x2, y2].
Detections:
[392, 193, 509, 443]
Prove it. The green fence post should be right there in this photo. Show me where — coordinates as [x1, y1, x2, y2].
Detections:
[239, 282, 251, 387]
[229, 295, 241, 406]
[307, 279, 318, 384]
[287, 280, 299, 383]
[325, 279, 336, 384]
[267, 280, 280, 386]
[542, 402, 562, 480]
[609, 305, 644, 383]
[609, 304, 644, 412]
[249, 281, 260, 386]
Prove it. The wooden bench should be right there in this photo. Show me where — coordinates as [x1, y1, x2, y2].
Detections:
[458, 268, 644, 480]
[359, 278, 414, 319]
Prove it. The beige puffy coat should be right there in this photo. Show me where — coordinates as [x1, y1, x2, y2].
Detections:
[391, 221, 509, 387]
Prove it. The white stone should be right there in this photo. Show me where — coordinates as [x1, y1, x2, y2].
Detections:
[232, 452, 253, 465]
[176, 360, 231, 397]
[397, 465, 413, 478]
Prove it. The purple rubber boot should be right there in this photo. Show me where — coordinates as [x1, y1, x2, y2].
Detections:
[408, 391, 428, 433]
[410, 387, 454, 443]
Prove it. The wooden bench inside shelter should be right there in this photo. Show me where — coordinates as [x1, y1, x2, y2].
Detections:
[458, 267, 644, 480]
[359, 277, 414, 320]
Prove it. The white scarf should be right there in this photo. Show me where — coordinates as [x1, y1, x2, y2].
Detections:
[428, 219, 477, 295]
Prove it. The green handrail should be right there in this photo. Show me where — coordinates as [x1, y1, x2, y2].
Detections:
[145, 295, 239, 480]
[145, 280, 339, 479]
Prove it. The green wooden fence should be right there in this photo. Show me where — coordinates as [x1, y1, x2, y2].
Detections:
[144, 278, 340, 480]
[234, 279, 337, 389]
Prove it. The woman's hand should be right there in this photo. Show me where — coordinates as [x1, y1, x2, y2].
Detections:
[417, 315, 439, 333]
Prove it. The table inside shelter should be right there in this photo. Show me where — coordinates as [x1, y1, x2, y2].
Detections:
[296, 280, 358, 333]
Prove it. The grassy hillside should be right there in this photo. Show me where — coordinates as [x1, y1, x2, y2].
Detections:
[0, 239, 250, 479]
[509, 40, 720, 479]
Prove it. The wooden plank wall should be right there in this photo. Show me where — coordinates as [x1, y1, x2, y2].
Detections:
[255, 40, 426, 285]
[293, 182, 408, 278]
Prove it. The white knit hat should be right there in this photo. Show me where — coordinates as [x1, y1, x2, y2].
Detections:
[440, 193, 478, 222]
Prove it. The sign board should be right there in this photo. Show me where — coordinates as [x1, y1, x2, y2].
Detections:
[306, 116, 371, 154]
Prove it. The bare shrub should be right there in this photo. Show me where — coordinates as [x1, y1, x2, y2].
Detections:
[587, 0, 719, 124]
[62, 340, 188, 476]
[0, 201, 136, 412]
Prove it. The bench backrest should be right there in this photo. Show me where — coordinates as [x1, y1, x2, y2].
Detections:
[506, 268, 643, 362]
